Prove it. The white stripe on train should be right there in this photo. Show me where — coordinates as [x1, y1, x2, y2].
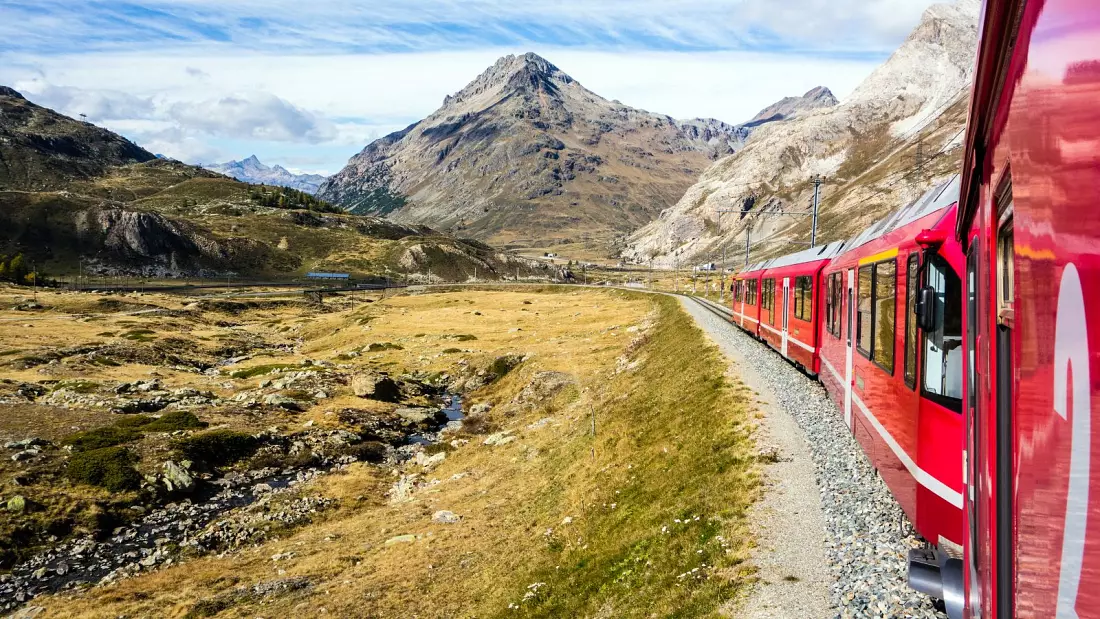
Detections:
[820, 355, 963, 513]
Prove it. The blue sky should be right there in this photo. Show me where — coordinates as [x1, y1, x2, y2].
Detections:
[0, 0, 941, 175]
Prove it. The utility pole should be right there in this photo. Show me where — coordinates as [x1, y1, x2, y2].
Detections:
[811, 175, 824, 247]
[716, 208, 736, 302]
[914, 139, 925, 181]
[32, 261, 37, 302]
[427, 267, 431, 285]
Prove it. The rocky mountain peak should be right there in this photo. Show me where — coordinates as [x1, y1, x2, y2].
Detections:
[443, 52, 574, 108]
[746, 85, 839, 126]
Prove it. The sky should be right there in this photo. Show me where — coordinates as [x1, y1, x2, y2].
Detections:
[0, 0, 941, 176]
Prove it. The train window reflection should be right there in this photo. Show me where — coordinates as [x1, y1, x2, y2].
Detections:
[923, 255, 963, 408]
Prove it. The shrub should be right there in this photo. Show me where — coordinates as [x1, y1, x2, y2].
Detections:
[144, 411, 207, 432]
[113, 415, 155, 428]
[451, 334, 478, 341]
[65, 446, 141, 492]
[172, 430, 258, 466]
[367, 342, 403, 352]
[489, 354, 523, 378]
[340, 441, 388, 463]
[442, 348, 462, 354]
[63, 426, 142, 452]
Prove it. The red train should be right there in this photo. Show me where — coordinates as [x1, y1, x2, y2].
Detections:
[730, 0, 1100, 615]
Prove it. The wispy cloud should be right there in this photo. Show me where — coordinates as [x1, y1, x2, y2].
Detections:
[0, 0, 943, 174]
[0, 0, 934, 56]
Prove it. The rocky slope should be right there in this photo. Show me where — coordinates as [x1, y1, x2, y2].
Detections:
[0, 87, 155, 191]
[319, 53, 834, 249]
[204, 155, 327, 195]
[0, 88, 547, 281]
[623, 0, 980, 267]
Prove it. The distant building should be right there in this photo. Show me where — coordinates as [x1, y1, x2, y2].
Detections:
[306, 272, 350, 280]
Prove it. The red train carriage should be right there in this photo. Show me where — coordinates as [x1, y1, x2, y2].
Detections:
[818, 176, 966, 561]
[923, 0, 1100, 616]
[750, 243, 845, 374]
[731, 264, 764, 336]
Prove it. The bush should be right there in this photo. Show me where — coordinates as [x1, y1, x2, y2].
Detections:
[144, 411, 207, 432]
[367, 342, 403, 352]
[489, 354, 523, 378]
[65, 447, 142, 492]
[113, 415, 155, 428]
[63, 426, 142, 452]
[442, 348, 462, 354]
[340, 441, 388, 463]
[172, 430, 258, 466]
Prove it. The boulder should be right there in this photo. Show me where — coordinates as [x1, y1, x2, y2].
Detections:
[262, 394, 306, 411]
[6, 495, 27, 513]
[384, 534, 416, 545]
[432, 510, 461, 524]
[467, 402, 492, 418]
[483, 432, 516, 447]
[351, 373, 401, 402]
[161, 460, 195, 493]
[394, 407, 444, 425]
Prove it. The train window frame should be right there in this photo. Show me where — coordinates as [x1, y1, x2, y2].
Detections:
[828, 272, 843, 338]
[747, 279, 758, 305]
[872, 259, 897, 375]
[794, 276, 813, 321]
[856, 264, 874, 359]
[921, 253, 964, 413]
[904, 253, 919, 389]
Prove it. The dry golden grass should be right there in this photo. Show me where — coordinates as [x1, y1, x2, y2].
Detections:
[9, 286, 760, 618]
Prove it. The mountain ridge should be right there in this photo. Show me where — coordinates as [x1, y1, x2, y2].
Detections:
[204, 155, 327, 195]
[319, 52, 835, 249]
[622, 0, 980, 267]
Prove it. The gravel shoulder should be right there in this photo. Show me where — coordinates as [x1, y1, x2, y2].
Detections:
[678, 297, 946, 619]
[679, 298, 831, 618]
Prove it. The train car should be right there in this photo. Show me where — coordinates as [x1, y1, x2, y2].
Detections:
[818, 176, 966, 563]
[911, 0, 1100, 616]
[752, 242, 845, 374]
[731, 263, 765, 335]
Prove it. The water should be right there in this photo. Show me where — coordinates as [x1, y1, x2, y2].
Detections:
[407, 394, 463, 446]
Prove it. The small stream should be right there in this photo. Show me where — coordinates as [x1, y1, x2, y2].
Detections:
[0, 394, 465, 611]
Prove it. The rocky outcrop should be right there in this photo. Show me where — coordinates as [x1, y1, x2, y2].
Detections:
[319, 53, 815, 246]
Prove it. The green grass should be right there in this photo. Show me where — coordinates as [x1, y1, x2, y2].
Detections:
[65, 446, 142, 492]
[120, 329, 157, 342]
[62, 426, 143, 452]
[229, 363, 309, 379]
[172, 430, 258, 466]
[489, 295, 758, 618]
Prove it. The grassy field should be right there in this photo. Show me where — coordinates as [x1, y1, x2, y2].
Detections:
[8, 284, 762, 618]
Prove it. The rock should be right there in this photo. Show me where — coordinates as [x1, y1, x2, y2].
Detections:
[415, 452, 446, 470]
[467, 402, 492, 417]
[262, 394, 305, 411]
[11, 450, 37, 462]
[351, 373, 401, 402]
[483, 432, 516, 447]
[432, 510, 461, 524]
[8, 606, 45, 619]
[6, 495, 27, 512]
[513, 371, 575, 408]
[313, 391, 328, 399]
[161, 460, 195, 493]
[384, 534, 416, 545]
[393, 407, 441, 424]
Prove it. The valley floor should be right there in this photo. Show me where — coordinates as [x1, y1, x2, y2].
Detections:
[0, 285, 767, 618]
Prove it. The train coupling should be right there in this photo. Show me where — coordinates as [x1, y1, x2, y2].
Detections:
[908, 545, 964, 619]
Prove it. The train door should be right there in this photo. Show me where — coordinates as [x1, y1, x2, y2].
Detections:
[845, 268, 855, 428]
[782, 277, 790, 357]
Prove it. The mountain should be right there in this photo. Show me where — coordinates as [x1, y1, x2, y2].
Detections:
[623, 0, 980, 267]
[744, 87, 839, 127]
[0, 86, 155, 191]
[204, 155, 327, 195]
[0, 87, 548, 281]
[319, 53, 834, 249]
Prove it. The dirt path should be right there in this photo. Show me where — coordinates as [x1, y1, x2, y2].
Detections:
[678, 297, 832, 618]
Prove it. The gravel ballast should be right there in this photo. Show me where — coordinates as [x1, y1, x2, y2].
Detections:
[680, 297, 946, 619]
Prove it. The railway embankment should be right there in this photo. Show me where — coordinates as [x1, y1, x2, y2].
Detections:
[680, 297, 947, 618]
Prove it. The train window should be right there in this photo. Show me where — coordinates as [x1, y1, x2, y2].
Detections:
[794, 276, 813, 321]
[829, 272, 843, 337]
[762, 279, 775, 314]
[857, 265, 873, 357]
[904, 254, 919, 388]
[747, 280, 757, 305]
[922, 254, 963, 411]
[825, 273, 837, 336]
[873, 260, 897, 373]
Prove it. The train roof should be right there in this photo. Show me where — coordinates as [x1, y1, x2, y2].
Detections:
[741, 240, 848, 275]
[844, 174, 960, 253]
[737, 175, 960, 277]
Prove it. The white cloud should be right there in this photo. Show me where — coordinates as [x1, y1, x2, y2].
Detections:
[167, 93, 336, 143]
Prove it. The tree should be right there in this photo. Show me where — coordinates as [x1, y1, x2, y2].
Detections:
[8, 254, 26, 284]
